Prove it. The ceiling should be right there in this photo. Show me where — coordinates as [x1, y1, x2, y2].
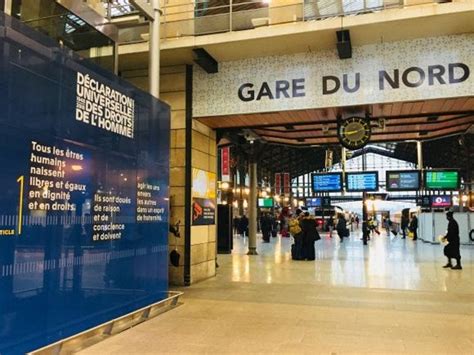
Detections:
[200, 96, 474, 146]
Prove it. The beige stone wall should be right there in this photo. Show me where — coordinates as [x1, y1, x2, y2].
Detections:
[269, 0, 303, 25]
[121, 66, 216, 286]
[190, 120, 217, 283]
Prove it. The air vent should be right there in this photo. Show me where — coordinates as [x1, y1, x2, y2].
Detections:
[427, 115, 439, 122]
[284, 124, 295, 130]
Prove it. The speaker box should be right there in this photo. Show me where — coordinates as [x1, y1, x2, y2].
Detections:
[336, 30, 352, 59]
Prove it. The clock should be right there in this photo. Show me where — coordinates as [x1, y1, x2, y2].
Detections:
[337, 117, 371, 150]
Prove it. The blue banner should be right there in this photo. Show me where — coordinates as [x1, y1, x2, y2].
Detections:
[0, 14, 170, 354]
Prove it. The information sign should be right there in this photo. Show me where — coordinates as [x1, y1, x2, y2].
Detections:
[311, 173, 343, 192]
[425, 170, 460, 190]
[346, 172, 379, 192]
[258, 198, 274, 208]
[306, 197, 322, 207]
[386, 170, 420, 191]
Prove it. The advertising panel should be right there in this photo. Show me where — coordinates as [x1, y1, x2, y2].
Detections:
[192, 169, 216, 225]
[431, 195, 452, 208]
[0, 14, 170, 354]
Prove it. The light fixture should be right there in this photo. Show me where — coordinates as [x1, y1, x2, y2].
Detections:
[244, 188, 250, 194]
[462, 195, 468, 202]
[266, 187, 271, 193]
[261, 191, 268, 197]
[284, 197, 289, 202]
[221, 182, 230, 190]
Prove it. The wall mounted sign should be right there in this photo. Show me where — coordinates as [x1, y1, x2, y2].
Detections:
[192, 168, 216, 225]
[220, 146, 231, 182]
[193, 35, 473, 117]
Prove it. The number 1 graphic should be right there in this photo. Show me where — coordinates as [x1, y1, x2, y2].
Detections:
[17, 175, 24, 235]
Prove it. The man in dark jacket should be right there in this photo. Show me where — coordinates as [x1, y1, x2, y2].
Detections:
[239, 215, 249, 237]
[260, 213, 272, 243]
[443, 212, 462, 270]
[336, 213, 347, 243]
[299, 212, 320, 260]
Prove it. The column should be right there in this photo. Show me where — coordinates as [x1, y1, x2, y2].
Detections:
[417, 141, 423, 171]
[149, 0, 160, 98]
[248, 160, 258, 255]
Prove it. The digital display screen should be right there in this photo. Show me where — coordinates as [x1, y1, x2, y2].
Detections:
[431, 195, 452, 208]
[258, 198, 274, 208]
[386, 170, 420, 191]
[346, 172, 379, 192]
[312, 173, 343, 192]
[425, 171, 459, 190]
[306, 197, 322, 207]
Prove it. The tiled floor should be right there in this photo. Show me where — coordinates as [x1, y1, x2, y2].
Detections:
[80, 230, 474, 354]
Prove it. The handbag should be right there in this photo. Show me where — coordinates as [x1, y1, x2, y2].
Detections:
[408, 231, 415, 239]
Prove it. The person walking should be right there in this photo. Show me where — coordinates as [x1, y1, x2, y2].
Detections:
[299, 212, 320, 260]
[233, 215, 240, 235]
[409, 214, 418, 241]
[355, 215, 360, 230]
[442, 212, 462, 270]
[336, 213, 348, 243]
[239, 215, 249, 237]
[260, 212, 272, 243]
[401, 212, 409, 239]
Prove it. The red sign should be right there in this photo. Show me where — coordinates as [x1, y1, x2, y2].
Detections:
[221, 146, 230, 182]
[283, 173, 290, 194]
[275, 173, 281, 195]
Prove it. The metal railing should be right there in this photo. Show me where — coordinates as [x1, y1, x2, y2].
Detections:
[114, 0, 444, 43]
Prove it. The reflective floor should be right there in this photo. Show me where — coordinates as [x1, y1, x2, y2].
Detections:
[80, 230, 474, 354]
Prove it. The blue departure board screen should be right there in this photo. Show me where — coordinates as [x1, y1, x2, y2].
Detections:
[306, 197, 322, 207]
[346, 172, 379, 192]
[311, 173, 343, 192]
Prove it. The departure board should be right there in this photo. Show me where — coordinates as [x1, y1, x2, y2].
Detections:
[425, 170, 459, 190]
[312, 173, 343, 192]
[306, 197, 322, 207]
[346, 172, 379, 192]
[386, 170, 420, 191]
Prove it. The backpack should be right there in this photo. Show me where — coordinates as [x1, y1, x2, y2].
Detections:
[288, 218, 302, 236]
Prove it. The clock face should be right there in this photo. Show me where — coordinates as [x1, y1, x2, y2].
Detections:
[337, 117, 371, 150]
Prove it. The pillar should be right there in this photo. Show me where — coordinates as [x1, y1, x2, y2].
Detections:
[248, 161, 258, 255]
[417, 141, 423, 171]
[149, 0, 160, 98]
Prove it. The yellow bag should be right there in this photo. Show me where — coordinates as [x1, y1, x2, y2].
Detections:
[288, 218, 302, 236]
[408, 231, 414, 239]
